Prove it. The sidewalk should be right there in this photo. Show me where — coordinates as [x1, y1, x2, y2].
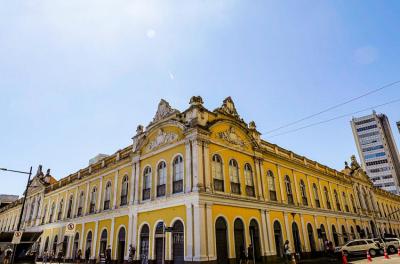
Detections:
[350, 255, 400, 263]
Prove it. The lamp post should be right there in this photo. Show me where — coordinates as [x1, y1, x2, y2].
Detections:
[0, 166, 33, 264]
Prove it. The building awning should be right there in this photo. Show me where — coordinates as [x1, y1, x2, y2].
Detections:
[0, 231, 43, 244]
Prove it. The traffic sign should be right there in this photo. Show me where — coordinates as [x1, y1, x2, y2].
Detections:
[65, 222, 76, 236]
[12, 231, 23, 244]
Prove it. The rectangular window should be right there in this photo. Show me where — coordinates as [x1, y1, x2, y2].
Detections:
[364, 152, 386, 160]
[357, 124, 377, 132]
[366, 159, 388, 166]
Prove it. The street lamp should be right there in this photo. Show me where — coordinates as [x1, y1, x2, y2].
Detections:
[0, 166, 33, 264]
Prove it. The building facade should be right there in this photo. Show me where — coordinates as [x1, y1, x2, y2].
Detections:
[351, 111, 400, 194]
[397, 121, 400, 134]
[2, 97, 400, 264]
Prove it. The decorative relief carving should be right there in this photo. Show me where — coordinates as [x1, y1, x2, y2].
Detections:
[151, 99, 178, 124]
[215, 97, 240, 119]
[147, 129, 178, 151]
[218, 126, 245, 148]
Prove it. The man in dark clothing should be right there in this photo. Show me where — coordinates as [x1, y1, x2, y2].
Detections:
[105, 246, 112, 264]
[85, 248, 91, 264]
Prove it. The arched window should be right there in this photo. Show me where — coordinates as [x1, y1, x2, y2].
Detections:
[244, 163, 255, 197]
[157, 162, 166, 197]
[300, 180, 308, 206]
[57, 199, 63, 220]
[334, 190, 341, 211]
[313, 184, 320, 208]
[285, 175, 293, 204]
[89, 187, 97, 214]
[212, 154, 224, 192]
[121, 175, 129, 205]
[172, 220, 184, 263]
[28, 198, 35, 221]
[140, 225, 150, 261]
[342, 192, 349, 212]
[324, 187, 331, 209]
[173, 156, 184, 194]
[67, 196, 73, 219]
[332, 225, 339, 246]
[267, 170, 277, 201]
[86, 231, 92, 255]
[35, 197, 41, 220]
[350, 226, 355, 240]
[142, 167, 152, 200]
[77, 191, 84, 216]
[44, 236, 50, 252]
[104, 181, 112, 210]
[229, 159, 240, 194]
[49, 203, 55, 223]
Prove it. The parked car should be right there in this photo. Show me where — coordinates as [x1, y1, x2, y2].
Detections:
[373, 238, 400, 254]
[335, 239, 382, 257]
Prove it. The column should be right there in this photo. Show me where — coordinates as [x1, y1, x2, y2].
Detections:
[203, 141, 211, 191]
[192, 140, 204, 192]
[185, 139, 193, 193]
[185, 204, 193, 261]
[260, 210, 270, 256]
[254, 158, 264, 200]
[129, 163, 135, 205]
[192, 203, 207, 261]
[84, 182, 89, 215]
[283, 213, 291, 248]
[131, 211, 138, 260]
[126, 214, 133, 259]
[92, 221, 99, 259]
[313, 215, 321, 251]
[134, 161, 141, 204]
[265, 210, 274, 255]
[80, 223, 86, 252]
[306, 176, 314, 208]
[97, 177, 103, 212]
[113, 171, 119, 209]
[206, 203, 215, 260]
[110, 217, 115, 258]
[300, 214, 309, 252]
[277, 165, 285, 203]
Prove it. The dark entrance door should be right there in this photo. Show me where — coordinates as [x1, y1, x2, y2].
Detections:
[273, 221, 283, 258]
[155, 222, 164, 264]
[234, 219, 245, 263]
[249, 220, 261, 263]
[140, 225, 149, 263]
[292, 222, 301, 254]
[215, 217, 228, 264]
[117, 228, 126, 263]
[307, 224, 316, 252]
[172, 221, 184, 264]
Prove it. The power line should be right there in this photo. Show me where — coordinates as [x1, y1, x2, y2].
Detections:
[267, 98, 400, 138]
[212, 98, 400, 155]
[265, 80, 400, 134]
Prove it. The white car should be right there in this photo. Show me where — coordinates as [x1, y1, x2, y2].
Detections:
[336, 239, 382, 257]
[373, 238, 400, 254]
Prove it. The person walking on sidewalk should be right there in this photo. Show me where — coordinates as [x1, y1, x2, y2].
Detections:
[284, 240, 291, 264]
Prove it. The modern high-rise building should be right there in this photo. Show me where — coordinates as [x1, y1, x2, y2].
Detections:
[397, 121, 400, 133]
[351, 111, 400, 194]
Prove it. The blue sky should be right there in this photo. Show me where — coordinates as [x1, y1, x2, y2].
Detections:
[1, 0, 399, 195]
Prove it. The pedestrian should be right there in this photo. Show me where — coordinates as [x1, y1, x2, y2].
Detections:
[85, 247, 90, 264]
[247, 244, 254, 264]
[4, 246, 13, 264]
[50, 251, 55, 264]
[76, 249, 82, 264]
[57, 249, 64, 264]
[284, 240, 291, 264]
[128, 245, 135, 264]
[43, 251, 48, 264]
[105, 246, 112, 264]
[239, 246, 247, 264]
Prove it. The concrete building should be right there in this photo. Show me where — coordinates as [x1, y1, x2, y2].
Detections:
[351, 111, 400, 194]
[0, 195, 18, 209]
[2, 97, 400, 264]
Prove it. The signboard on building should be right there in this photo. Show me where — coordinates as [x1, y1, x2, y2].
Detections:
[65, 222, 76, 236]
[12, 231, 23, 244]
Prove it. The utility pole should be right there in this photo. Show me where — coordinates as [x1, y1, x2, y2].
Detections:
[0, 166, 33, 264]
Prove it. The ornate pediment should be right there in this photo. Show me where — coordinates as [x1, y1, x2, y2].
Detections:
[150, 99, 179, 125]
[218, 126, 246, 148]
[146, 129, 178, 151]
[214, 97, 241, 119]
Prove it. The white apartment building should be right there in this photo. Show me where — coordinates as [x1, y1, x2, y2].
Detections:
[351, 111, 400, 194]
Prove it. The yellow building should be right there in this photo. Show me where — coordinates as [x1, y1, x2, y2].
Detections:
[1, 96, 400, 264]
